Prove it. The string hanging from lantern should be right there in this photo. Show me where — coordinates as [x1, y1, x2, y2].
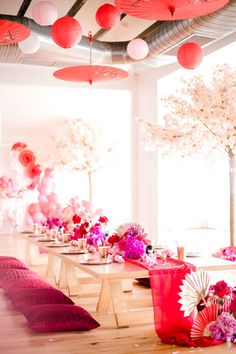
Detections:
[53, 31, 128, 85]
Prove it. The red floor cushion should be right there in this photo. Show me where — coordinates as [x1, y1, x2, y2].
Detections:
[22, 304, 100, 332]
[9, 288, 74, 311]
[0, 259, 28, 270]
[2, 278, 53, 296]
[0, 269, 40, 287]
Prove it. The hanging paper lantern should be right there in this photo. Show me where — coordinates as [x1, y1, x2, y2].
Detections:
[32, 1, 58, 26]
[95, 3, 120, 29]
[18, 32, 40, 54]
[115, 0, 229, 20]
[177, 42, 203, 70]
[51, 16, 82, 48]
[127, 38, 149, 60]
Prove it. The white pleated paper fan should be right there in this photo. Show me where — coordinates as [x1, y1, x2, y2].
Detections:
[178, 269, 211, 317]
[191, 304, 218, 339]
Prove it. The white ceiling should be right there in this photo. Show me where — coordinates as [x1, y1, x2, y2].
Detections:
[0, 0, 235, 80]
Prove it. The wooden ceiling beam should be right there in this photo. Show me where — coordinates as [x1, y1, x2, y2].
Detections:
[17, 0, 32, 16]
[67, 0, 87, 17]
[93, 14, 126, 41]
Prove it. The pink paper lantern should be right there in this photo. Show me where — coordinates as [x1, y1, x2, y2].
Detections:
[95, 3, 120, 30]
[177, 42, 203, 70]
[127, 38, 149, 60]
[32, 1, 58, 26]
[51, 16, 82, 48]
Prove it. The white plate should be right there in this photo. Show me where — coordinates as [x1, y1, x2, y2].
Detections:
[37, 238, 54, 242]
[186, 252, 202, 257]
[62, 250, 88, 255]
[80, 258, 113, 265]
[47, 243, 69, 248]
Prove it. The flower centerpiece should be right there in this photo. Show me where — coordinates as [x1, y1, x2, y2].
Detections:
[213, 246, 236, 262]
[70, 214, 108, 247]
[178, 269, 236, 344]
[107, 222, 148, 260]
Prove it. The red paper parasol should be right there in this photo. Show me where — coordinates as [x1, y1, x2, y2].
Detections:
[54, 65, 128, 84]
[0, 20, 30, 45]
[115, 0, 229, 21]
[53, 32, 128, 84]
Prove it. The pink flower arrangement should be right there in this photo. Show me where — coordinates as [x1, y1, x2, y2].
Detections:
[107, 223, 148, 260]
[213, 246, 236, 262]
[69, 213, 108, 247]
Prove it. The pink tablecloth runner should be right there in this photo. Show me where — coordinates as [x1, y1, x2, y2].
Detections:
[126, 258, 222, 347]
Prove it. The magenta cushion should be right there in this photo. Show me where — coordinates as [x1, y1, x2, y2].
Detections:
[9, 288, 74, 311]
[22, 304, 100, 332]
[0, 259, 28, 270]
[2, 278, 53, 296]
[0, 256, 19, 262]
[0, 269, 40, 287]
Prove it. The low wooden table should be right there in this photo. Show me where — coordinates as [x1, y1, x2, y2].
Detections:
[18, 233, 236, 328]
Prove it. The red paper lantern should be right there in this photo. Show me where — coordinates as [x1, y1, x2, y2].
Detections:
[95, 4, 120, 29]
[51, 16, 82, 48]
[177, 42, 203, 70]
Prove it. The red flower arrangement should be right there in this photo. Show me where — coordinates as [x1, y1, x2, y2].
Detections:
[19, 149, 36, 166]
[11, 142, 27, 151]
[26, 163, 41, 179]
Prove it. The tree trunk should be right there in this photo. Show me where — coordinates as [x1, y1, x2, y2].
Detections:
[88, 171, 93, 202]
[229, 150, 235, 246]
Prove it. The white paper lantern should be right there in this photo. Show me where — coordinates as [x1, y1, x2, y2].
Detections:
[18, 32, 40, 54]
[32, 1, 58, 26]
[127, 38, 149, 60]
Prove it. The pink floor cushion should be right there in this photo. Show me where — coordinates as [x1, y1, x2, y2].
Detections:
[2, 278, 54, 296]
[0, 269, 40, 287]
[0, 259, 29, 270]
[0, 256, 19, 262]
[22, 304, 100, 332]
[9, 288, 74, 311]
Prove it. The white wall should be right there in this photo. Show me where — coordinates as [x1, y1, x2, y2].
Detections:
[0, 63, 136, 229]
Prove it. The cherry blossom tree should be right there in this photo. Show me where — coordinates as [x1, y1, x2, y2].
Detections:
[43, 118, 116, 201]
[138, 64, 236, 246]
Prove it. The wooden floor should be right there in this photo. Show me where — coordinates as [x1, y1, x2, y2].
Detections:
[0, 234, 235, 354]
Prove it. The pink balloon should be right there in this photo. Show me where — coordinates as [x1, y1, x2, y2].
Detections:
[32, 211, 45, 223]
[28, 203, 41, 215]
[40, 185, 52, 196]
[38, 194, 48, 204]
[41, 202, 56, 216]
[47, 192, 58, 204]
[41, 176, 53, 187]
[25, 214, 33, 226]
[127, 38, 149, 60]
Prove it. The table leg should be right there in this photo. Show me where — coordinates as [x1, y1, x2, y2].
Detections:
[109, 279, 129, 328]
[96, 279, 111, 314]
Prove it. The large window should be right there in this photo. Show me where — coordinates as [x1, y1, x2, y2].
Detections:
[156, 43, 236, 252]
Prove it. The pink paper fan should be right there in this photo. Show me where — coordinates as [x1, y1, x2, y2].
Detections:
[191, 304, 218, 339]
